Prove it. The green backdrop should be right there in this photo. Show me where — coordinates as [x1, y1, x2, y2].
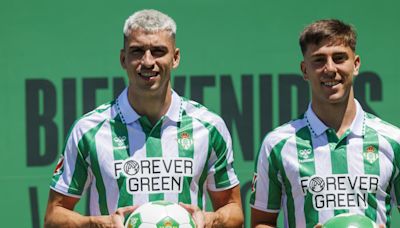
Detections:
[1, 0, 400, 227]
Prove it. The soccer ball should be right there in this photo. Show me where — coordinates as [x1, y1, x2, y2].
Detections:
[125, 200, 196, 228]
[323, 213, 378, 228]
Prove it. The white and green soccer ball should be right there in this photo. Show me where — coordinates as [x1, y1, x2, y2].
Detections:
[322, 213, 378, 228]
[125, 201, 196, 228]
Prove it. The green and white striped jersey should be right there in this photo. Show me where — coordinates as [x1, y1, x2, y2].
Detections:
[50, 88, 239, 215]
[251, 100, 400, 228]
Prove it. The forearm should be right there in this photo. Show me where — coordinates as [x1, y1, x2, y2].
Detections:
[44, 206, 111, 228]
[205, 202, 243, 228]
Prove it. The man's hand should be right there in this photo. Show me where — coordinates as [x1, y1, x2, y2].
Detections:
[109, 206, 138, 228]
[180, 203, 206, 228]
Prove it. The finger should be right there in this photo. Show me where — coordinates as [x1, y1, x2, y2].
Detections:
[116, 205, 139, 216]
[179, 203, 197, 214]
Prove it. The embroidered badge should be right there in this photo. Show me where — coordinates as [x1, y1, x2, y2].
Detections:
[363, 145, 378, 163]
[178, 132, 193, 150]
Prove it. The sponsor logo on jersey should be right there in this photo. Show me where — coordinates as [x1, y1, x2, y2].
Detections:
[363, 145, 378, 164]
[113, 136, 128, 150]
[114, 158, 194, 194]
[178, 132, 193, 150]
[300, 174, 380, 211]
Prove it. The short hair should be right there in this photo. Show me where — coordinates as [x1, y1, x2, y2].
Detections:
[123, 9, 176, 39]
[299, 19, 357, 55]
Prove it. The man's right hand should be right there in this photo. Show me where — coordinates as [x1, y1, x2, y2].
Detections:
[45, 189, 137, 228]
[108, 206, 137, 228]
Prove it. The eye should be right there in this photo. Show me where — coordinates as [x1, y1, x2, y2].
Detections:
[311, 56, 326, 67]
[151, 47, 167, 57]
[129, 48, 144, 57]
[333, 54, 348, 63]
[313, 57, 325, 63]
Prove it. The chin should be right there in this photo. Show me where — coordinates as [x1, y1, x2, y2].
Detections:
[326, 96, 348, 104]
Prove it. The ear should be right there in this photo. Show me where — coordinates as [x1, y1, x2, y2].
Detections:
[120, 49, 126, 69]
[353, 55, 361, 76]
[300, 61, 308, 80]
[172, 48, 180, 69]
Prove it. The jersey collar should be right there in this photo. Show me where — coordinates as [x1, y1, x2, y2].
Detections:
[116, 88, 182, 124]
[305, 99, 365, 137]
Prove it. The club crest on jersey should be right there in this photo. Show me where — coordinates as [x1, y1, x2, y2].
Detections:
[178, 132, 193, 150]
[113, 136, 128, 150]
[363, 145, 378, 163]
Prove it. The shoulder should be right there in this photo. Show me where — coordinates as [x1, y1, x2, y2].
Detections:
[69, 101, 116, 136]
[365, 112, 400, 143]
[182, 98, 227, 130]
[261, 115, 308, 151]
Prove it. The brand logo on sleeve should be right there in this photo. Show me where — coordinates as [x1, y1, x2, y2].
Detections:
[251, 173, 258, 192]
[53, 155, 64, 175]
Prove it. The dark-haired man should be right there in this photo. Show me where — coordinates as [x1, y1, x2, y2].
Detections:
[251, 19, 400, 228]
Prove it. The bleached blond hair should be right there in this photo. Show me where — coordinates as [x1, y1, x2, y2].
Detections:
[123, 9, 176, 39]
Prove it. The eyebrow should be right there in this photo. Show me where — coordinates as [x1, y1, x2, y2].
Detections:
[128, 44, 168, 49]
[310, 51, 348, 58]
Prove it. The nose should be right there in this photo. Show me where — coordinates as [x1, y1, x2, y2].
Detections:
[141, 50, 155, 68]
[324, 58, 337, 74]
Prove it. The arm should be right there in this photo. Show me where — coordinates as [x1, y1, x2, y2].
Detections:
[44, 189, 135, 228]
[206, 185, 243, 228]
[251, 207, 279, 228]
[181, 185, 243, 228]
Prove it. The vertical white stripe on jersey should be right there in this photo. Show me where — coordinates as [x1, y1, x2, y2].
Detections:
[191, 120, 209, 205]
[55, 116, 102, 196]
[281, 136, 306, 227]
[95, 121, 119, 214]
[57, 134, 80, 193]
[207, 148, 218, 187]
[253, 142, 271, 210]
[282, 192, 289, 228]
[128, 121, 148, 205]
[346, 136, 365, 215]
[161, 120, 179, 203]
[89, 180, 101, 215]
[376, 134, 395, 225]
[313, 134, 334, 223]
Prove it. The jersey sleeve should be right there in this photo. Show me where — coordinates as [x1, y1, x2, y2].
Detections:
[250, 138, 282, 213]
[50, 122, 92, 198]
[206, 118, 239, 191]
[389, 138, 400, 209]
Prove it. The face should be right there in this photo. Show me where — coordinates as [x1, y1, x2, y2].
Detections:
[301, 40, 360, 105]
[120, 29, 180, 96]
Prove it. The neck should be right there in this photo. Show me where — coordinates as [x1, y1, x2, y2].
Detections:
[127, 85, 172, 125]
[311, 92, 356, 138]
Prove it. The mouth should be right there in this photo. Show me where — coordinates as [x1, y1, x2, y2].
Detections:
[322, 81, 340, 87]
[139, 72, 158, 78]
[138, 72, 159, 81]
